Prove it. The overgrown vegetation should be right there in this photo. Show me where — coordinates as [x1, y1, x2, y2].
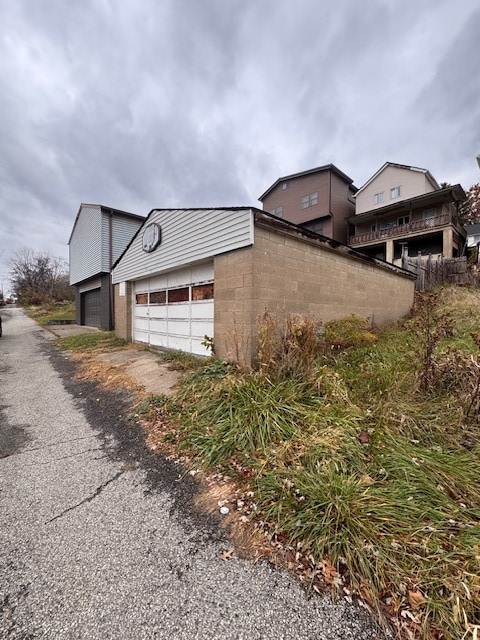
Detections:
[9, 248, 73, 305]
[139, 288, 480, 639]
[26, 301, 76, 326]
[59, 331, 127, 351]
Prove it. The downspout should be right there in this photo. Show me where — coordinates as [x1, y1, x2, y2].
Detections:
[329, 172, 332, 237]
[109, 211, 114, 330]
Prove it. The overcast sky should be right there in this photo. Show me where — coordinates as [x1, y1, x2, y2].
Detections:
[1, 0, 480, 286]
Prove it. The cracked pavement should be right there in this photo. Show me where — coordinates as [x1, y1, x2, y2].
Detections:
[0, 307, 389, 639]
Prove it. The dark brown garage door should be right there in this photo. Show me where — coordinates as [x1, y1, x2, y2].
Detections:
[82, 288, 101, 327]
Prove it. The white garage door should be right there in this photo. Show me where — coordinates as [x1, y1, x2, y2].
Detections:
[133, 263, 214, 356]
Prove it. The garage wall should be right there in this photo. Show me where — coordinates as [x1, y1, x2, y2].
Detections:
[214, 223, 415, 366]
[114, 282, 132, 341]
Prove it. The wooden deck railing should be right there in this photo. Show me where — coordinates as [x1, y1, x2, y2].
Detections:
[350, 214, 452, 245]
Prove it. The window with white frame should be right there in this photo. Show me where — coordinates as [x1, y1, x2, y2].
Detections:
[398, 215, 409, 226]
[301, 192, 318, 209]
[390, 186, 401, 199]
[270, 205, 284, 217]
[374, 192, 384, 204]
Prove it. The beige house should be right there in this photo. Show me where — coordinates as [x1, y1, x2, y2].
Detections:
[112, 207, 415, 366]
[259, 164, 357, 243]
[349, 163, 466, 265]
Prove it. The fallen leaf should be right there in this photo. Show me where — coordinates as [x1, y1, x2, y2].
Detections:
[408, 589, 427, 608]
[221, 549, 234, 561]
[358, 431, 370, 444]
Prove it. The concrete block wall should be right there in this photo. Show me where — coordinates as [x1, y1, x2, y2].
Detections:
[114, 283, 132, 341]
[214, 246, 255, 367]
[214, 224, 415, 366]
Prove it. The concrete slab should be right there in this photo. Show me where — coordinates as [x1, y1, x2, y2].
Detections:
[95, 349, 182, 396]
[47, 324, 101, 337]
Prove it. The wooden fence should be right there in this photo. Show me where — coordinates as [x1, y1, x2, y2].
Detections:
[402, 255, 480, 292]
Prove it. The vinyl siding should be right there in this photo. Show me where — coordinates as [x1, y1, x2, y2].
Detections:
[356, 166, 437, 214]
[100, 211, 144, 271]
[69, 205, 103, 285]
[112, 208, 254, 284]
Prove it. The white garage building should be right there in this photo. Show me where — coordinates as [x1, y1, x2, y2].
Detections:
[112, 207, 415, 366]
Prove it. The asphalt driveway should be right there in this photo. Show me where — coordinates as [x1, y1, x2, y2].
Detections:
[0, 307, 387, 639]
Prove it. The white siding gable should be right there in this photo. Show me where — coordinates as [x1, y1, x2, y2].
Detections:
[100, 212, 144, 271]
[356, 166, 438, 215]
[69, 205, 103, 285]
[112, 208, 254, 284]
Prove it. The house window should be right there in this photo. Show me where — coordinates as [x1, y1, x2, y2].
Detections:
[390, 186, 401, 199]
[270, 205, 283, 217]
[301, 192, 318, 209]
[398, 216, 409, 226]
[423, 208, 437, 219]
[282, 182, 289, 190]
[149, 290, 166, 304]
[135, 293, 148, 304]
[374, 192, 384, 204]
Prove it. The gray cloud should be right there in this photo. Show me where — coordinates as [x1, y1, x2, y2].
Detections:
[1, 0, 479, 282]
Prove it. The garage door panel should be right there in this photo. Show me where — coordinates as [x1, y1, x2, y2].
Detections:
[149, 333, 169, 349]
[83, 288, 101, 328]
[168, 319, 191, 337]
[191, 320, 213, 338]
[191, 301, 214, 318]
[148, 274, 168, 290]
[191, 338, 211, 356]
[133, 263, 213, 355]
[167, 303, 190, 319]
[149, 306, 167, 319]
[168, 335, 191, 352]
[134, 317, 149, 332]
[135, 307, 149, 318]
[149, 318, 168, 333]
[134, 330, 149, 343]
[190, 263, 214, 283]
[167, 267, 192, 288]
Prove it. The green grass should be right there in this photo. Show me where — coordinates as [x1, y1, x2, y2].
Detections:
[154, 348, 210, 371]
[58, 332, 127, 351]
[25, 301, 76, 326]
[146, 286, 480, 639]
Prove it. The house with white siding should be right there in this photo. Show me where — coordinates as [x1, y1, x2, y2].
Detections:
[68, 204, 145, 329]
[111, 207, 415, 366]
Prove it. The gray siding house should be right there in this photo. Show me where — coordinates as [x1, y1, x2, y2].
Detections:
[69, 204, 145, 329]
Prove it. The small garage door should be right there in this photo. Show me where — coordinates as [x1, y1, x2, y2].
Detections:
[82, 288, 101, 328]
[133, 263, 214, 356]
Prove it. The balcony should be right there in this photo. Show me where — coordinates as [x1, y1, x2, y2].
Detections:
[349, 213, 453, 246]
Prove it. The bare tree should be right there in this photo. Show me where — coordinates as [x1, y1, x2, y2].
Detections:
[9, 248, 73, 305]
[459, 183, 480, 225]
